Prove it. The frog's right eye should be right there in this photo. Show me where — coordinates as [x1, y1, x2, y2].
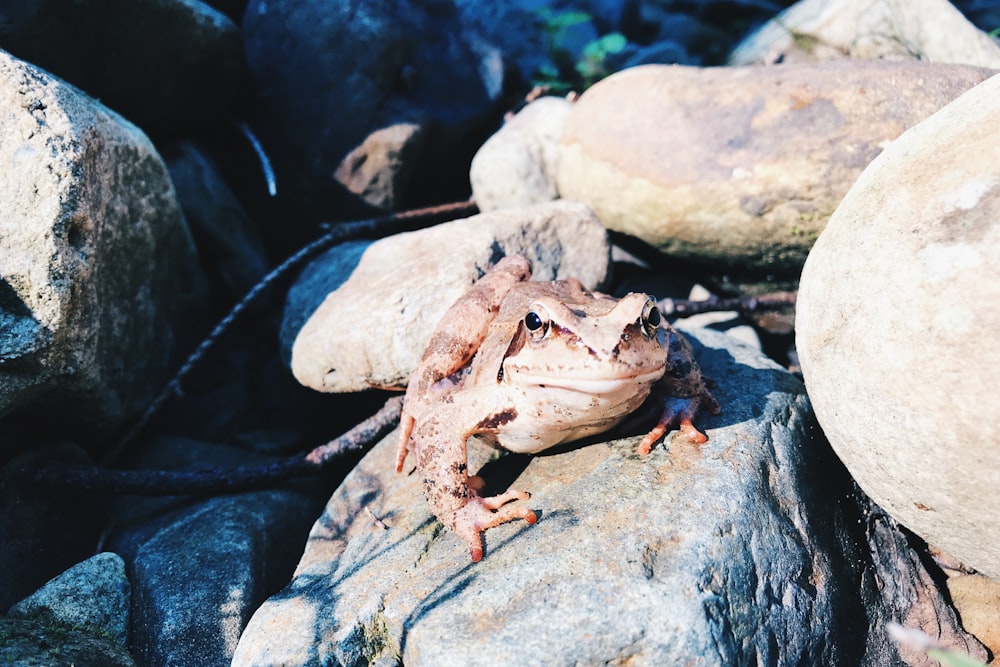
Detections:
[524, 306, 549, 339]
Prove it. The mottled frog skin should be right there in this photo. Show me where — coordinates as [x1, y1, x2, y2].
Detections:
[395, 255, 719, 561]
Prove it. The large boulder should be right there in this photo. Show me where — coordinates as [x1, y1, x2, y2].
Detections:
[234, 326, 984, 666]
[796, 73, 1000, 579]
[0, 0, 244, 134]
[0, 49, 209, 434]
[556, 61, 994, 288]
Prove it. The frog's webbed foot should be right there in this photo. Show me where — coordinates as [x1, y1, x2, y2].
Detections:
[448, 482, 537, 562]
[637, 390, 721, 455]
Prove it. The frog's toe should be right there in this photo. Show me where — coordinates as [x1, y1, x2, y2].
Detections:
[451, 492, 537, 562]
[638, 394, 717, 454]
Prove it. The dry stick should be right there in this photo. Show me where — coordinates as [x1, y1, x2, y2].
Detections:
[102, 200, 477, 466]
[31, 396, 404, 495]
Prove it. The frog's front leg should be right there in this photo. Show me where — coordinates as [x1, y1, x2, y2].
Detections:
[638, 326, 721, 455]
[413, 406, 537, 562]
[396, 255, 532, 472]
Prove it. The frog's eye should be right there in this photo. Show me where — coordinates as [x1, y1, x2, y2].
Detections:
[641, 299, 662, 338]
[524, 306, 549, 339]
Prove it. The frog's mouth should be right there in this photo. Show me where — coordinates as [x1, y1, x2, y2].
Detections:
[509, 368, 664, 394]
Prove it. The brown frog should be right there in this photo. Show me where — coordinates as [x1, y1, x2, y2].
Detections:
[395, 255, 719, 561]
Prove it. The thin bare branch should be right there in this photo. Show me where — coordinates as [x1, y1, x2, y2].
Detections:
[33, 396, 403, 496]
[105, 201, 476, 465]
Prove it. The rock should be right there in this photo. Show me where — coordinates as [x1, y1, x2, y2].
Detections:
[0, 617, 136, 667]
[233, 326, 983, 666]
[287, 200, 611, 393]
[0, 443, 108, 611]
[0, 0, 244, 134]
[165, 141, 270, 298]
[796, 73, 1000, 579]
[0, 50, 210, 434]
[8, 552, 130, 647]
[729, 0, 1000, 68]
[106, 436, 329, 667]
[556, 61, 994, 285]
[470, 96, 573, 211]
[946, 574, 1000, 656]
[241, 0, 503, 223]
[333, 123, 426, 212]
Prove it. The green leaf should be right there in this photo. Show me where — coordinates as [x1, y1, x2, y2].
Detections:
[927, 648, 988, 667]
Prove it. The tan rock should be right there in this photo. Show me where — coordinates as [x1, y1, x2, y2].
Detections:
[289, 200, 610, 392]
[557, 61, 993, 280]
[947, 574, 1000, 656]
[470, 96, 572, 211]
[729, 0, 1000, 68]
[796, 73, 1000, 579]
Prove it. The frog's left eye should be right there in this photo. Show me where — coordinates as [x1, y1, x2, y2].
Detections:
[641, 299, 662, 337]
[525, 306, 549, 339]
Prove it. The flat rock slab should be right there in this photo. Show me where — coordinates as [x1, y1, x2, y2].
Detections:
[288, 200, 610, 393]
[234, 326, 980, 666]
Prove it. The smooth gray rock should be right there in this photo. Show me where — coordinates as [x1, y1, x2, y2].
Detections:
[287, 200, 611, 393]
[797, 72, 1000, 579]
[8, 552, 131, 647]
[0, 49, 209, 434]
[234, 326, 982, 666]
[165, 141, 270, 298]
[0, 0, 244, 133]
[106, 437, 328, 667]
[470, 96, 572, 212]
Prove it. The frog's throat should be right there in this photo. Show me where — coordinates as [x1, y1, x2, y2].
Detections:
[507, 368, 664, 394]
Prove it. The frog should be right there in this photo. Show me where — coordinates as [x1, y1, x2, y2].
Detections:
[395, 255, 720, 562]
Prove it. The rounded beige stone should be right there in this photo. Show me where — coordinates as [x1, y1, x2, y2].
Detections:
[557, 61, 994, 277]
[797, 73, 1000, 579]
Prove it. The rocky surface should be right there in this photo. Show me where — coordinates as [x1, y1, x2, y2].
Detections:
[233, 325, 984, 667]
[796, 72, 1000, 579]
[2, 551, 134, 667]
[0, 0, 244, 134]
[104, 436, 329, 667]
[2, 0, 999, 664]
[470, 96, 573, 211]
[0, 617, 137, 667]
[7, 552, 131, 646]
[287, 201, 612, 393]
[0, 49, 209, 435]
[730, 0, 1000, 67]
[556, 60, 994, 288]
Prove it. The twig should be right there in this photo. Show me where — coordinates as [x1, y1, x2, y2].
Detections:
[32, 396, 403, 495]
[104, 201, 477, 465]
[658, 291, 797, 319]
